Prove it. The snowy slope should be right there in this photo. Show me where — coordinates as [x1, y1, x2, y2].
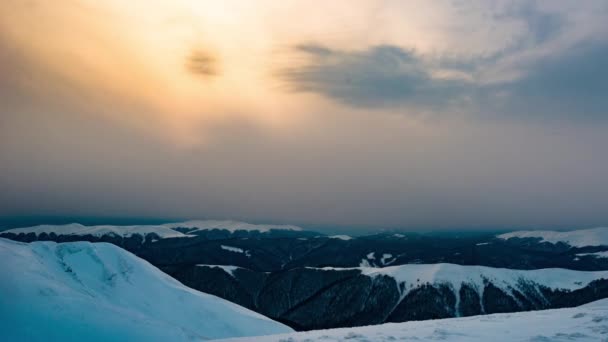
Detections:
[328, 235, 353, 240]
[498, 227, 608, 247]
[197, 264, 243, 277]
[218, 298, 608, 342]
[578, 251, 608, 259]
[2, 219, 302, 240]
[0, 238, 292, 341]
[361, 263, 608, 293]
[316, 263, 608, 300]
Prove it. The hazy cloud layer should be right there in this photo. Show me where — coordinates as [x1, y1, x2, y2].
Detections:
[497, 0, 564, 47]
[485, 40, 608, 119]
[1, 0, 608, 230]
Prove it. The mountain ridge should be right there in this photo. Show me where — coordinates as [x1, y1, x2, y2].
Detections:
[0, 238, 292, 340]
[181, 262, 608, 330]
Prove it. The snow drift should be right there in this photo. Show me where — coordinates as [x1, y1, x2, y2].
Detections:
[0, 238, 292, 341]
[218, 298, 608, 342]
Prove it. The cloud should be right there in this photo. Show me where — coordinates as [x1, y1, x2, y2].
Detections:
[2, 0, 608, 230]
[481, 39, 608, 120]
[496, 1, 564, 46]
[277, 1, 608, 121]
[279, 44, 472, 110]
[187, 50, 219, 77]
[279, 35, 608, 121]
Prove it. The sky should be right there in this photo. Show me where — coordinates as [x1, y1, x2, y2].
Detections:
[1, 0, 608, 230]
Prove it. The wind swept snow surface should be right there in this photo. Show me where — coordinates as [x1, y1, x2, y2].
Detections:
[0, 238, 292, 341]
[218, 298, 608, 342]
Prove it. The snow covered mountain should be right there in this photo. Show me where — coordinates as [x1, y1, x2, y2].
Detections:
[5, 223, 608, 332]
[180, 262, 608, 330]
[498, 227, 608, 248]
[6, 225, 608, 272]
[0, 238, 293, 341]
[217, 298, 608, 342]
[1, 219, 302, 241]
[358, 262, 608, 297]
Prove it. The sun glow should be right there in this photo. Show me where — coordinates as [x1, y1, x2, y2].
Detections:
[0, 0, 508, 146]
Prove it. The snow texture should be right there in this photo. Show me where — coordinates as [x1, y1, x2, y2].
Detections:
[0, 238, 293, 341]
[219, 299, 608, 342]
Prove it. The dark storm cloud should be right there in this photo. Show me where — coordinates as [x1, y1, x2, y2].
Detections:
[279, 44, 471, 109]
[279, 37, 608, 121]
[275, 2, 608, 120]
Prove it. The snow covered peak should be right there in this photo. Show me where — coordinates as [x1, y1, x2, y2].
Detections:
[498, 227, 608, 247]
[360, 263, 608, 293]
[0, 238, 292, 340]
[163, 219, 302, 233]
[2, 223, 190, 239]
[2, 219, 303, 240]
